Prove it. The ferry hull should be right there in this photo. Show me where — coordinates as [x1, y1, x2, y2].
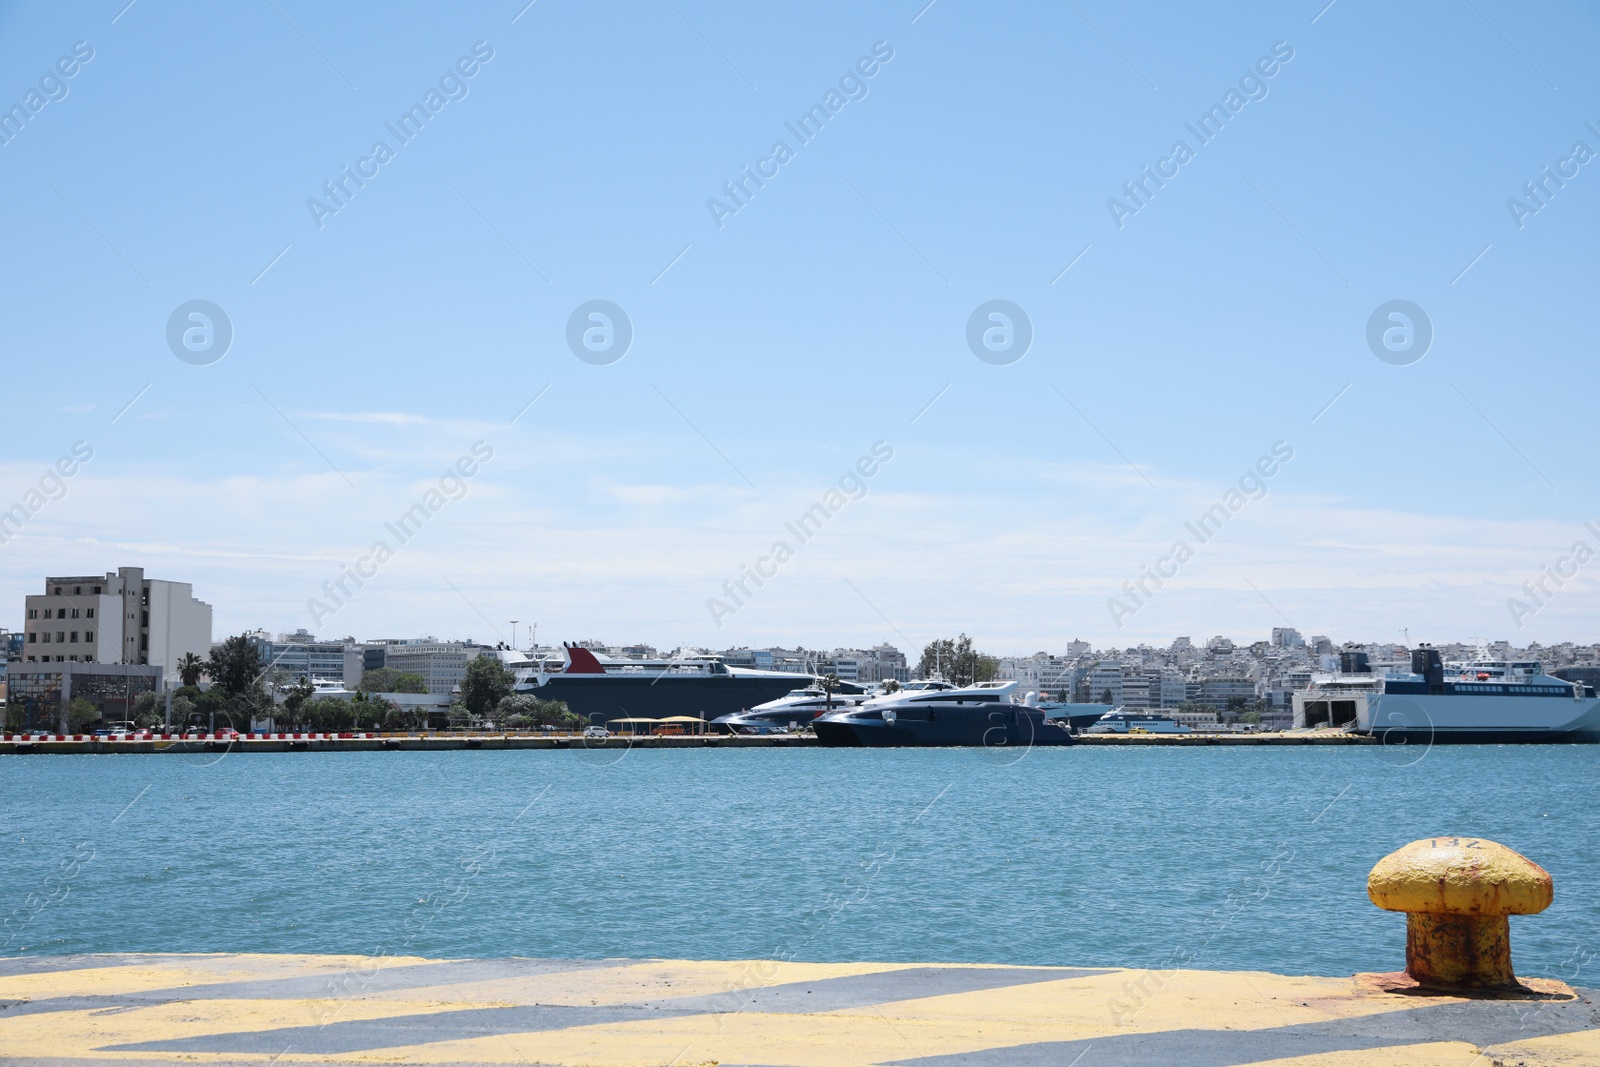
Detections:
[523, 675, 808, 726]
[1357, 692, 1600, 744]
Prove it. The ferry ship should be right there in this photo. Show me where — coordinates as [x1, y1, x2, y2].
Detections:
[1085, 709, 1193, 735]
[516, 644, 817, 727]
[1292, 646, 1600, 743]
[813, 680, 1075, 747]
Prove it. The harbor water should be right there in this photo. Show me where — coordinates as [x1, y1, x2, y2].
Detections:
[2, 746, 1596, 980]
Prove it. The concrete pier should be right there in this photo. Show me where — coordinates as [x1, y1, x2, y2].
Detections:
[0, 730, 1380, 754]
[1, 953, 1593, 1065]
[0, 733, 811, 754]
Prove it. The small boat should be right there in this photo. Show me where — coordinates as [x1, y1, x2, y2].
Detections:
[1085, 708, 1193, 734]
[813, 679, 1075, 748]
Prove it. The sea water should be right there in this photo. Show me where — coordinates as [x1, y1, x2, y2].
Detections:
[2, 745, 1595, 981]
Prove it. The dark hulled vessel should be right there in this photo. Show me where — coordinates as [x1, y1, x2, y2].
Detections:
[518, 644, 817, 727]
[813, 680, 1076, 748]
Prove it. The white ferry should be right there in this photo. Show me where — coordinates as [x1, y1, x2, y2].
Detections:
[1293, 646, 1600, 743]
[1084, 709, 1192, 735]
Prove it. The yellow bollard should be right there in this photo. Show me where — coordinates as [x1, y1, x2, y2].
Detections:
[1368, 837, 1552, 990]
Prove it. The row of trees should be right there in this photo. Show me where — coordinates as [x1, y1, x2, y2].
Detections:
[50, 636, 576, 734]
[359, 668, 427, 693]
[450, 656, 574, 729]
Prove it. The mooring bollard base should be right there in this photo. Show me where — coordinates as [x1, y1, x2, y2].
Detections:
[1355, 970, 1577, 1000]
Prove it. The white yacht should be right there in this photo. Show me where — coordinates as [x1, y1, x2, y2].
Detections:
[710, 684, 869, 734]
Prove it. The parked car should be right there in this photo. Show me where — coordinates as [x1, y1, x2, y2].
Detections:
[582, 726, 609, 739]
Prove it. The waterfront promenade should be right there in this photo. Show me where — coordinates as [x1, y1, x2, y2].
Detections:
[2, 951, 1594, 1065]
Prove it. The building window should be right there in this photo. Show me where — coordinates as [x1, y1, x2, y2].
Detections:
[42, 609, 52, 619]
[56, 632, 64, 643]
[93, 586, 101, 594]
[70, 632, 79, 643]
[53, 586, 61, 595]
[28, 632, 36, 643]
[85, 630, 94, 641]
[70, 608, 80, 619]
[86, 608, 94, 619]
[41, 633, 51, 644]
[74, 586, 81, 595]
[27, 608, 37, 619]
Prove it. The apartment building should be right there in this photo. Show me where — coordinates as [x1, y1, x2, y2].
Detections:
[19, 567, 211, 681]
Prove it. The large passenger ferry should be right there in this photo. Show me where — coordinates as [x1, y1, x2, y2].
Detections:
[1293, 646, 1600, 743]
[516, 644, 817, 726]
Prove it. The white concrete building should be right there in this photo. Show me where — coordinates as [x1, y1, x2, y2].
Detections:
[1086, 663, 1125, 705]
[20, 567, 211, 685]
[382, 642, 492, 697]
[244, 629, 349, 683]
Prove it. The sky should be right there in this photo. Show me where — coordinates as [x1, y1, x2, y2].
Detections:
[2, 0, 1598, 656]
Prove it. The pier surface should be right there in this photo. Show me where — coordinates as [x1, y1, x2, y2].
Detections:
[0, 730, 1376, 754]
[1, 953, 1593, 1065]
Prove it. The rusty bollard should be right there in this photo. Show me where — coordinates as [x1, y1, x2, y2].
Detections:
[1368, 837, 1552, 990]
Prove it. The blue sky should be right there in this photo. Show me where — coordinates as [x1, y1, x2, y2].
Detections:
[2, 0, 1598, 653]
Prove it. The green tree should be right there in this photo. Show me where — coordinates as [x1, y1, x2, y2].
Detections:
[360, 668, 427, 693]
[66, 698, 100, 732]
[296, 697, 356, 732]
[915, 634, 997, 686]
[177, 652, 205, 687]
[494, 693, 569, 729]
[207, 634, 263, 696]
[1100, 689, 1114, 705]
[283, 678, 316, 720]
[460, 656, 514, 718]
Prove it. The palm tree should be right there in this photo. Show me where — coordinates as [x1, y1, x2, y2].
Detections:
[177, 652, 204, 687]
[820, 672, 841, 712]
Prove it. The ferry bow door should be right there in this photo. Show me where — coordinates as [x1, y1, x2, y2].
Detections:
[1302, 699, 1358, 728]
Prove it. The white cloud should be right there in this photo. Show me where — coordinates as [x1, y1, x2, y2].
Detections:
[2, 439, 1594, 655]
